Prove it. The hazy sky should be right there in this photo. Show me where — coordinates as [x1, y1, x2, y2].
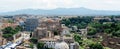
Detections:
[0, 0, 120, 12]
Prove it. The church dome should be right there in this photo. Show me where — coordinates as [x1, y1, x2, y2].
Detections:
[54, 42, 69, 49]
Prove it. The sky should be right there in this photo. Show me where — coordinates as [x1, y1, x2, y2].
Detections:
[0, 0, 120, 12]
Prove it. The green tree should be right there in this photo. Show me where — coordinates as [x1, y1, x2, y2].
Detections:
[37, 42, 44, 49]
[61, 16, 93, 29]
[112, 30, 120, 37]
[2, 26, 23, 39]
[87, 27, 97, 35]
[74, 34, 82, 45]
[2, 27, 13, 34]
[30, 38, 38, 44]
[104, 29, 111, 34]
[89, 43, 104, 49]
[2, 34, 12, 38]
[29, 43, 34, 49]
[15, 26, 23, 31]
[88, 22, 101, 28]
[8, 20, 14, 23]
[74, 34, 81, 41]
[2, 27, 16, 38]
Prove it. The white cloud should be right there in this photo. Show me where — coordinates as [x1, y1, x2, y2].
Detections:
[0, 0, 120, 12]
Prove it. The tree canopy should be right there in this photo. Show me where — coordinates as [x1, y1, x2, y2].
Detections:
[37, 42, 44, 49]
[89, 43, 104, 49]
[2, 26, 22, 38]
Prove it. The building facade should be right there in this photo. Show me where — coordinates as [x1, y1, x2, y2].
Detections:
[25, 18, 39, 31]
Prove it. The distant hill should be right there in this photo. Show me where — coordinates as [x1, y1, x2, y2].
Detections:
[0, 7, 120, 15]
